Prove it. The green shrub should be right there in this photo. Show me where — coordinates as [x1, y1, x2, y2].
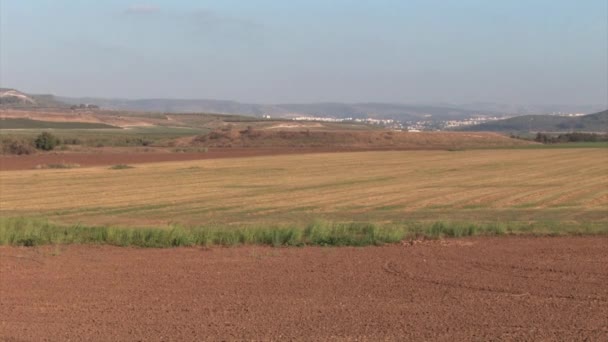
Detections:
[34, 132, 60, 151]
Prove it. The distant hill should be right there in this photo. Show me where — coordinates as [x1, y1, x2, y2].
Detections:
[458, 110, 608, 133]
[57, 97, 497, 121]
[57, 97, 267, 116]
[5, 87, 605, 123]
[0, 88, 69, 108]
[451, 102, 606, 116]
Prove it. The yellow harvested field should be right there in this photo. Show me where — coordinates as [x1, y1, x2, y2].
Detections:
[1, 149, 607, 227]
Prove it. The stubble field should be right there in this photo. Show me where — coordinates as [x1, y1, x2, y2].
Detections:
[1, 148, 606, 235]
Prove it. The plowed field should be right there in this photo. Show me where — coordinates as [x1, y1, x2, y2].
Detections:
[1, 237, 606, 341]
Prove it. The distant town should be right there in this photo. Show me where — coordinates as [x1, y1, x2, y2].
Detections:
[259, 111, 591, 131]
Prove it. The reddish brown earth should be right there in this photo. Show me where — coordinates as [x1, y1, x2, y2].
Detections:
[0, 146, 482, 171]
[1, 237, 607, 341]
[0, 148, 353, 171]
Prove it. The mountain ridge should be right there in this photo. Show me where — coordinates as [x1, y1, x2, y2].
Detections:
[2, 88, 605, 123]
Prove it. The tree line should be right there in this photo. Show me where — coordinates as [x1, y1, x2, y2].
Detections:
[533, 132, 608, 144]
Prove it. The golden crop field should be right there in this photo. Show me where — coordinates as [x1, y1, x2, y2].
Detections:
[1, 149, 607, 228]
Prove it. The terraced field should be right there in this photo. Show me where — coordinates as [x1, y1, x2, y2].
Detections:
[1, 149, 606, 228]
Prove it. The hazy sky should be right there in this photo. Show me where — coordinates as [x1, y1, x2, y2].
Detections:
[1, 0, 606, 105]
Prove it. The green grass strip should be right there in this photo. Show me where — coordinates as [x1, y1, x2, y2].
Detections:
[0, 217, 606, 248]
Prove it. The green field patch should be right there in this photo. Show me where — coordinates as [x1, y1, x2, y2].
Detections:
[492, 142, 608, 150]
[0, 126, 204, 147]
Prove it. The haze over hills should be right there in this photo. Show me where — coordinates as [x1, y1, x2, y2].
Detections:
[55, 96, 498, 120]
[446, 103, 606, 117]
[2, 88, 605, 123]
[57, 95, 606, 121]
[458, 110, 608, 133]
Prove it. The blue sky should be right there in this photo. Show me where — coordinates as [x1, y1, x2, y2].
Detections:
[0, 0, 606, 105]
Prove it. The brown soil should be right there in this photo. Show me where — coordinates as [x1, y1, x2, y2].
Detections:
[1, 237, 606, 341]
[0, 148, 402, 170]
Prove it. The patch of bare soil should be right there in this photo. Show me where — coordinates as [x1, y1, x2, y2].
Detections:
[1, 237, 606, 341]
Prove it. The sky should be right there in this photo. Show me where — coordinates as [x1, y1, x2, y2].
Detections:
[0, 0, 606, 105]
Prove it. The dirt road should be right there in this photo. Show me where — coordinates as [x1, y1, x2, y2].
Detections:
[1, 237, 607, 341]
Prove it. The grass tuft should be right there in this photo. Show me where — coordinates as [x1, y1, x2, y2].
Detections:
[35, 163, 80, 169]
[109, 164, 134, 170]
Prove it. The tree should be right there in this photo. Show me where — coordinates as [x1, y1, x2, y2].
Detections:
[34, 132, 59, 151]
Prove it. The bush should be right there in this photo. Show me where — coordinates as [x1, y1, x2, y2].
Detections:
[534, 132, 608, 144]
[62, 138, 82, 145]
[34, 132, 60, 151]
[1, 139, 36, 155]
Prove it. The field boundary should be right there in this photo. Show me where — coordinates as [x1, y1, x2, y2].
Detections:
[1, 217, 606, 248]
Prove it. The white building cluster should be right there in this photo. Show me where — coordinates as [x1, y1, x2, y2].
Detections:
[442, 116, 503, 128]
[291, 116, 398, 126]
[265, 113, 511, 131]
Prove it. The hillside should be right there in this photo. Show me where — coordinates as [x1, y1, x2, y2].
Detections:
[458, 110, 608, 133]
[0, 108, 381, 133]
[0, 89, 69, 109]
[0, 118, 117, 129]
[185, 129, 533, 149]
